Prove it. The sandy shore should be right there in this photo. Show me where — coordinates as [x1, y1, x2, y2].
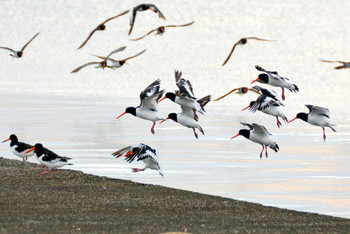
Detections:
[0, 157, 349, 233]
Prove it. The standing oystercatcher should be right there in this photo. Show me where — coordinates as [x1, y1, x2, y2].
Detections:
[26, 143, 72, 178]
[251, 65, 299, 100]
[2, 134, 34, 165]
[231, 123, 279, 159]
[288, 105, 336, 141]
[112, 143, 163, 177]
[116, 79, 165, 134]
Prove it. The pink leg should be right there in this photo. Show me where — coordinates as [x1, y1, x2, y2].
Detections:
[323, 127, 326, 141]
[265, 145, 268, 158]
[48, 169, 55, 179]
[276, 117, 282, 128]
[132, 168, 146, 173]
[281, 88, 285, 101]
[151, 122, 156, 134]
[40, 168, 50, 176]
[42, 166, 48, 173]
[259, 146, 264, 159]
[193, 109, 198, 121]
[193, 128, 198, 139]
[22, 157, 27, 165]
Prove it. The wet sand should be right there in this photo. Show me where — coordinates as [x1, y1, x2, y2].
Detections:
[0, 157, 349, 233]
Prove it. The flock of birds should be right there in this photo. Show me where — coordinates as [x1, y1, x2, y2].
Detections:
[1, 3, 341, 178]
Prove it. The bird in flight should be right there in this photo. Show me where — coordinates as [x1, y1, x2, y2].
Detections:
[222, 37, 273, 66]
[71, 46, 126, 73]
[213, 87, 262, 101]
[130, 21, 194, 41]
[320, 59, 350, 69]
[129, 3, 166, 35]
[0, 32, 40, 58]
[77, 10, 129, 49]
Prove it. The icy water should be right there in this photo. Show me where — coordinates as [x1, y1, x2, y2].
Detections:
[1, 0, 350, 218]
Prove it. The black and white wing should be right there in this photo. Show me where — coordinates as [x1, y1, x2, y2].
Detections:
[252, 86, 282, 103]
[139, 79, 165, 110]
[175, 70, 195, 99]
[71, 62, 101, 73]
[147, 4, 166, 20]
[305, 104, 330, 118]
[252, 123, 272, 136]
[180, 105, 196, 119]
[0, 46, 16, 53]
[250, 96, 281, 113]
[112, 143, 145, 163]
[20, 32, 40, 52]
[255, 65, 279, 76]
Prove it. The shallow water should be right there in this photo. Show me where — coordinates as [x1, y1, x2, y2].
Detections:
[1, 0, 350, 218]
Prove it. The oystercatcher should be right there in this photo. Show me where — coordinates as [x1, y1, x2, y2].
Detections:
[2, 134, 34, 165]
[251, 65, 299, 100]
[231, 122, 279, 159]
[213, 87, 262, 101]
[222, 37, 273, 66]
[129, 3, 166, 35]
[71, 46, 126, 73]
[0, 32, 39, 58]
[26, 143, 72, 178]
[320, 59, 350, 69]
[116, 79, 165, 134]
[91, 49, 146, 70]
[160, 105, 205, 139]
[77, 10, 129, 49]
[288, 105, 336, 141]
[130, 21, 194, 41]
[112, 143, 163, 177]
[159, 70, 211, 121]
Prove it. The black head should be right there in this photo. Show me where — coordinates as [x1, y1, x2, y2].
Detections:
[98, 24, 106, 30]
[33, 143, 44, 156]
[165, 92, 176, 102]
[239, 87, 248, 94]
[101, 61, 107, 68]
[241, 38, 247, 44]
[167, 113, 177, 122]
[249, 101, 255, 107]
[238, 129, 250, 139]
[125, 107, 136, 116]
[3, 134, 18, 146]
[296, 112, 308, 122]
[158, 27, 165, 33]
[17, 51, 23, 57]
[257, 74, 269, 83]
[119, 60, 126, 66]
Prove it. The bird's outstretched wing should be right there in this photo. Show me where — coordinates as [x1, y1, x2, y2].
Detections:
[213, 87, 261, 101]
[0, 46, 16, 53]
[222, 40, 241, 66]
[20, 32, 40, 52]
[305, 104, 330, 118]
[175, 70, 195, 99]
[77, 10, 129, 49]
[252, 123, 272, 135]
[255, 65, 279, 75]
[249, 96, 281, 113]
[148, 4, 166, 20]
[130, 21, 194, 41]
[71, 62, 100, 73]
[319, 59, 347, 64]
[139, 79, 164, 110]
[123, 49, 146, 61]
[245, 37, 273, 41]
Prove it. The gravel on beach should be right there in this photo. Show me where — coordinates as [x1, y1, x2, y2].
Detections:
[0, 157, 349, 233]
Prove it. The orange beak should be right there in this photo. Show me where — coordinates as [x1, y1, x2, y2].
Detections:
[26, 146, 35, 154]
[250, 78, 259, 84]
[116, 111, 126, 119]
[158, 96, 167, 103]
[288, 117, 298, 123]
[159, 117, 169, 124]
[231, 133, 240, 139]
[241, 105, 250, 111]
[2, 138, 10, 143]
